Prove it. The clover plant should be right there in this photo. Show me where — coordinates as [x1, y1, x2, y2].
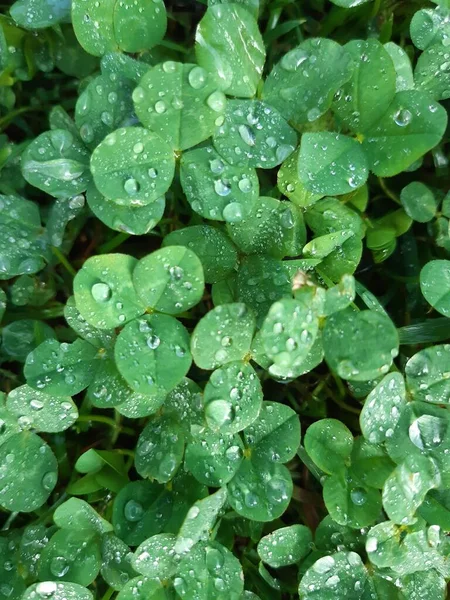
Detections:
[1, 0, 450, 598]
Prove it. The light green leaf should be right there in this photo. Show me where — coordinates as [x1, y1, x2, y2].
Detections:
[73, 253, 145, 329]
[6, 384, 78, 432]
[258, 525, 312, 568]
[115, 314, 191, 396]
[204, 361, 262, 434]
[362, 90, 447, 177]
[21, 129, 91, 198]
[24, 338, 99, 396]
[298, 132, 368, 196]
[90, 127, 175, 206]
[180, 145, 259, 222]
[400, 181, 437, 222]
[132, 246, 205, 315]
[163, 225, 238, 284]
[132, 533, 178, 579]
[72, 0, 167, 57]
[133, 62, 226, 150]
[384, 42, 414, 91]
[191, 303, 255, 370]
[195, 3, 265, 97]
[22, 582, 93, 600]
[264, 38, 354, 126]
[420, 260, 450, 317]
[360, 373, 407, 444]
[304, 419, 353, 475]
[323, 308, 399, 381]
[0, 432, 57, 512]
[214, 99, 297, 169]
[54, 497, 113, 534]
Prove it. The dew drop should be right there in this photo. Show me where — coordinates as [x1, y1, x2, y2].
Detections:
[91, 282, 112, 303]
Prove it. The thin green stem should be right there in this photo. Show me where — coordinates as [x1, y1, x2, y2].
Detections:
[51, 246, 77, 277]
[99, 232, 130, 254]
[378, 177, 401, 205]
[100, 588, 115, 600]
[77, 415, 135, 436]
[297, 445, 323, 483]
[1, 511, 18, 531]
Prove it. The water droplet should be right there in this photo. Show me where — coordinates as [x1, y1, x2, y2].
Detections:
[42, 471, 57, 491]
[80, 123, 94, 144]
[238, 124, 255, 146]
[162, 61, 177, 73]
[188, 66, 207, 89]
[50, 555, 70, 577]
[155, 100, 167, 114]
[394, 108, 412, 127]
[36, 582, 57, 597]
[124, 499, 144, 522]
[169, 265, 184, 280]
[210, 158, 224, 174]
[223, 202, 244, 223]
[238, 177, 252, 193]
[133, 142, 144, 154]
[30, 399, 44, 410]
[313, 555, 335, 574]
[207, 91, 226, 112]
[214, 179, 231, 197]
[205, 399, 234, 429]
[350, 487, 367, 506]
[132, 87, 145, 103]
[91, 282, 112, 303]
[147, 335, 161, 350]
[124, 177, 140, 195]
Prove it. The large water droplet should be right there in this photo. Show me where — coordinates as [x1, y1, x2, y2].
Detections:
[50, 555, 70, 578]
[207, 91, 226, 112]
[124, 499, 144, 522]
[281, 48, 309, 71]
[393, 108, 412, 127]
[238, 124, 255, 147]
[205, 399, 234, 429]
[42, 471, 57, 491]
[223, 202, 244, 223]
[91, 282, 112, 303]
[188, 66, 207, 89]
[124, 177, 140, 195]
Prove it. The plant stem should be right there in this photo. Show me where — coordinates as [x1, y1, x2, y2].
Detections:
[51, 246, 77, 277]
[77, 415, 135, 436]
[99, 232, 130, 254]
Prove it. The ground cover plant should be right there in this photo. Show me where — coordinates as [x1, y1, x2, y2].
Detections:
[0, 0, 450, 597]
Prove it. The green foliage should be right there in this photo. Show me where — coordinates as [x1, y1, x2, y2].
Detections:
[1, 1, 450, 599]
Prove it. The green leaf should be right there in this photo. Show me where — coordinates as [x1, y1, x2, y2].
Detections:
[323, 275, 356, 316]
[228, 458, 292, 521]
[323, 472, 382, 528]
[6, 384, 78, 432]
[323, 308, 399, 381]
[24, 338, 99, 396]
[163, 225, 238, 284]
[245, 401, 300, 463]
[90, 127, 175, 206]
[11, 0, 71, 28]
[101, 533, 137, 591]
[415, 42, 450, 101]
[298, 132, 368, 196]
[195, 4, 265, 97]
[101, 52, 150, 83]
[0, 432, 57, 512]
[22, 582, 93, 600]
[382, 455, 441, 524]
[258, 525, 312, 568]
[73, 253, 145, 329]
[299, 551, 373, 599]
[163, 378, 204, 432]
[406, 343, 450, 403]
[400, 181, 437, 222]
[72, 0, 167, 57]
[86, 182, 165, 236]
[1, 319, 56, 362]
[333, 39, 396, 133]
[360, 373, 407, 444]
[277, 148, 324, 208]
[132, 533, 178, 579]
[304, 419, 353, 475]
[420, 260, 450, 318]
[117, 577, 167, 600]
[87, 356, 134, 408]
[314, 515, 366, 554]
[112, 480, 173, 547]
[213, 99, 297, 169]
[21, 129, 91, 198]
[236, 255, 292, 327]
[361, 90, 447, 176]
[350, 438, 395, 489]
[64, 296, 115, 348]
[226, 197, 306, 258]
[115, 313, 191, 396]
[208, 0, 259, 18]
[175, 541, 244, 599]
[116, 389, 166, 418]
[180, 145, 259, 222]
[191, 303, 255, 370]
[384, 42, 414, 91]
[175, 488, 228, 554]
[303, 230, 355, 260]
[204, 361, 262, 434]
[54, 497, 113, 534]
[133, 62, 226, 150]
[38, 529, 101, 585]
[135, 414, 185, 483]
[263, 39, 354, 126]
[75, 73, 134, 149]
[385, 401, 450, 488]
[185, 428, 243, 487]
[133, 246, 205, 315]
[410, 7, 450, 50]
